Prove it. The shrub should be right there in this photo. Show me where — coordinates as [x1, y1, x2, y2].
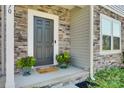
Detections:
[16, 56, 36, 69]
[56, 52, 71, 64]
[87, 67, 124, 88]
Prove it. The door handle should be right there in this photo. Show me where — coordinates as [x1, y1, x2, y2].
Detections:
[52, 40, 56, 46]
[55, 40, 56, 43]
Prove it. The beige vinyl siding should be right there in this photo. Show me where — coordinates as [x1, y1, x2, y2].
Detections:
[70, 6, 90, 70]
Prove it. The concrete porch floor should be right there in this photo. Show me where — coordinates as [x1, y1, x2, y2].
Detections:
[0, 76, 5, 88]
[0, 65, 5, 88]
[15, 66, 89, 88]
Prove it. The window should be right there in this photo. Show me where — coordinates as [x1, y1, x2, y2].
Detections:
[101, 14, 121, 54]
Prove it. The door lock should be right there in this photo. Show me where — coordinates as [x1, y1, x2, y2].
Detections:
[55, 40, 56, 43]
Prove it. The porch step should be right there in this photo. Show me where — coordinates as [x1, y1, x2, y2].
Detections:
[15, 66, 89, 88]
[52, 83, 79, 88]
[62, 84, 79, 88]
[39, 70, 88, 88]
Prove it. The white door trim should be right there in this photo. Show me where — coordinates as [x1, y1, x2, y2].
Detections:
[28, 9, 59, 66]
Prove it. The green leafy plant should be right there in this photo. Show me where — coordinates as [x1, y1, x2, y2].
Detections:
[56, 52, 70, 68]
[16, 56, 36, 69]
[87, 67, 124, 88]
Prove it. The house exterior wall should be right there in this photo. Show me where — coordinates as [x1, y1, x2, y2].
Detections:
[93, 5, 124, 71]
[70, 6, 90, 70]
[14, 5, 71, 62]
[1, 5, 124, 72]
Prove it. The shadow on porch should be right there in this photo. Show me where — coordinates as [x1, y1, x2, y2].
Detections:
[0, 64, 5, 88]
[0, 75, 5, 88]
[15, 66, 89, 88]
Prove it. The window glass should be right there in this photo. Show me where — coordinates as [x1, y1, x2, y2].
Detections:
[101, 18, 111, 35]
[113, 37, 120, 49]
[101, 18, 112, 50]
[113, 22, 120, 37]
[102, 35, 111, 50]
[113, 21, 121, 50]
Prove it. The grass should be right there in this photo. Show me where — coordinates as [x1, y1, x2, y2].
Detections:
[87, 67, 124, 88]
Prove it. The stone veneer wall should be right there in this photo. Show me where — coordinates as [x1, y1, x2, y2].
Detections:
[93, 5, 124, 71]
[14, 5, 70, 62]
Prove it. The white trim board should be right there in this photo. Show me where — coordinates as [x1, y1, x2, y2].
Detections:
[90, 5, 95, 80]
[28, 9, 59, 66]
[5, 5, 15, 88]
[102, 5, 124, 17]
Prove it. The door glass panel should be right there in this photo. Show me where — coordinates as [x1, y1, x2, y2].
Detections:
[36, 47, 42, 59]
[36, 27, 43, 42]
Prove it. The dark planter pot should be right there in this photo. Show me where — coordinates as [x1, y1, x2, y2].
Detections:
[59, 63, 68, 68]
[22, 67, 32, 76]
[75, 81, 98, 88]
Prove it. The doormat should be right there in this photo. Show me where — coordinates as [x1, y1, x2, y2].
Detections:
[75, 81, 98, 88]
[36, 67, 58, 74]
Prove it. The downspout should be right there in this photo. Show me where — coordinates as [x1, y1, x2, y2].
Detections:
[90, 5, 95, 80]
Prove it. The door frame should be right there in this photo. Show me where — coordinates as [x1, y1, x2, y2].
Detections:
[28, 9, 59, 66]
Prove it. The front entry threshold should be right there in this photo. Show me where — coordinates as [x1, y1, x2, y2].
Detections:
[34, 64, 57, 69]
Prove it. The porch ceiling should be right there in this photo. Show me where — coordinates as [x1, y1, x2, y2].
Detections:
[58, 5, 85, 9]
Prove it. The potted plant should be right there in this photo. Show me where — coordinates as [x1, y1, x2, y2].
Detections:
[16, 56, 36, 76]
[56, 52, 71, 68]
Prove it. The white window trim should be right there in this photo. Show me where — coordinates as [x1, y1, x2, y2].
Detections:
[28, 9, 59, 66]
[100, 14, 122, 55]
[102, 6, 124, 17]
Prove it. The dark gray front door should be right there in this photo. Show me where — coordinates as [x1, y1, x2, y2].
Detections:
[34, 16, 54, 66]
